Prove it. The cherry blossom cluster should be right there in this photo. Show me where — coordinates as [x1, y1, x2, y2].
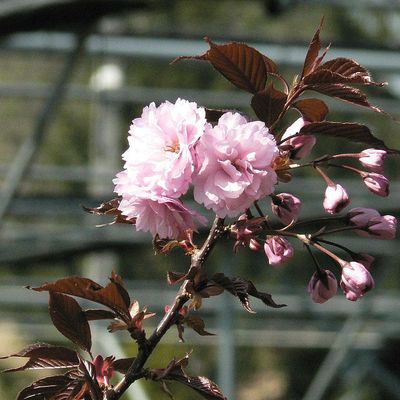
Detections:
[113, 98, 278, 237]
[113, 98, 397, 304]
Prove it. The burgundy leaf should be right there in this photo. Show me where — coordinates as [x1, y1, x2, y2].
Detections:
[251, 84, 287, 128]
[29, 274, 131, 323]
[78, 358, 102, 400]
[292, 98, 328, 122]
[304, 82, 384, 113]
[168, 372, 227, 400]
[304, 68, 385, 87]
[317, 57, 385, 86]
[185, 316, 215, 336]
[112, 357, 136, 374]
[83, 309, 117, 321]
[246, 281, 286, 309]
[175, 38, 278, 93]
[299, 121, 390, 150]
[17, 375, 73, 400]
[52, 380, 87, 400]
[167, 271, 188, 285]
[3, 348, 79, 372]
[211, 273, 253, 312]
[49, 292, 92, 353]
[211, 273, 285, 311]
[83, 198, 135, 225]
[301, 18, 327, 78]
[1, 343, 78, 363]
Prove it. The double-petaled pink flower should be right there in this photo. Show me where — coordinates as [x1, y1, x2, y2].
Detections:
[114, 99, 208, 239]
[119, 194, 206, 239]
[115, 98, 206, 198]
[193, 112, 278, 218]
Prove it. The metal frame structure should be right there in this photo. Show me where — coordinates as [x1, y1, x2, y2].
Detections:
[1, 12, 400, 400]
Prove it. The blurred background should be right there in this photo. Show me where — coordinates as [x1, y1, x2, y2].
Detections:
[0, 0, 400, 399]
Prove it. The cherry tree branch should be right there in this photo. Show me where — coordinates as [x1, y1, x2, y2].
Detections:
[105, 217, 225, 400]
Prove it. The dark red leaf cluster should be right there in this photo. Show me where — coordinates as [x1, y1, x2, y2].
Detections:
[148, 353, 227, 400]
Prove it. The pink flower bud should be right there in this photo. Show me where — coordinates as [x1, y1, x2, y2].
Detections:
[359, 148, 386, 173]
[271, 193, 302, 225]
[307, 269, 338, 304]
[340, 261, 375, 301]
[323, 184, 350, 214]
[363, 173, 389, 197]
[347, 207, 380, 227]
[365, 215, 397, 240]
[281, 118, 315, 159]
[264, 236, 294, 266]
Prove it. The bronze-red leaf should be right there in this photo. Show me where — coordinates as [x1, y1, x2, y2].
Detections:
[299, 121, 390, 150]
[185, 316, 215, 336]
[304, 82, 384, 113]
[16, 375, 73, 400]
[49, 292, 92, 353]
[317, 57, 385, 86]
[251, 84, 287, 128]
[2, 343, 79, 373]
[292, 98, 329, 122]
[168, 372, 227, 400]
[112, 357, 136, 374]
[301, 18, 327, 78]
[29, 275, 131, 323]
[176, 38, 278, 93]
[83, 309, 117, 321]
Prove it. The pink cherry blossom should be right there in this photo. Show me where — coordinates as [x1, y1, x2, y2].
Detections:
[118, 194, 207, 239]
[323, 184, 350, 214]
[264, 236, 294, 266]
[359, 148, 386, 173]
[280, 117, 315, 159]
[340, 261, 375, 301]
[307, 270, 338, 304]
[271, 192, 302, 225]
[114, 99, 206, 199]
[362, 173, 389, 197]
[193, 112, 278, 218]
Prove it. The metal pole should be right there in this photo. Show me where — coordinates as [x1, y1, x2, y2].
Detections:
[0, 30, 88, 227]
[302, 316, 363, 400]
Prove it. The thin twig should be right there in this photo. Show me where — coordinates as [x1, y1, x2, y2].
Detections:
[105, 217, 225, 400]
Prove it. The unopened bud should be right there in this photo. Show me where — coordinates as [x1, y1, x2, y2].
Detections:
[340, 261, 375, 301]
[264, 236, 294, 266]
[359, 148, 386, 173]
[323, 184, 350, 214]
[363, 173, 389, 197]
[307, 269, 338, 304]
[271, 193, 302, 225]
[281, 118, 315, 159]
